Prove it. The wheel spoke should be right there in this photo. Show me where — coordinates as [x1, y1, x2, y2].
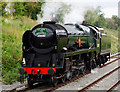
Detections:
[51, 76, 58, 87]
[61, 75, 66, 83]
[66, 71, 72, 80]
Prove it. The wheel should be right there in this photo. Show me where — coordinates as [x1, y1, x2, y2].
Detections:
[98, 56, 102, 67]
[91, 59, 97, 69]
[100, 55, 104, 65]
[75, 70, 80, 76]
[96, 58, 99, 67]
[51, 78, 58, 87]
[105, 57, 108, 62]
[27, 78, 33, 88]
[97, 54, 102, 67]
[66, 71, 72, 80]
[85, 60, 91, 72]
[98, 56, 105, 66]
[61, 75, 66, 83]
[80, 66, 86, 74]
[98, 61, 101, 67]
[103, 56, 107, 64]
[80, 59, 87, 74]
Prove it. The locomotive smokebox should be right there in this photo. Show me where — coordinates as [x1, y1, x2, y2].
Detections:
[31, 27, 55, 49]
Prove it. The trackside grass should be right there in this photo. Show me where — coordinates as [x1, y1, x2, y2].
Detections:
[2, 16, 38, 84]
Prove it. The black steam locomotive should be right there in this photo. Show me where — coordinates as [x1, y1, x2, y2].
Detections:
[19, 21, 111, 87]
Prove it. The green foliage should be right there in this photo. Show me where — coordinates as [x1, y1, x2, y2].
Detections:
[112, 16, 120, 27]
[13, 2, 25, 16]
[83, 7, 120, 30]
[106, 16, 120, 30]
[0, 17, 2, 81]
[95, 14, 106, 27]
[83, 6, 107, 28]
[104, 28, 118, 53]
[1, 1, 45, 20]
[1, 2, 8, 16]
[2, 16, 38, 84]
[83, 8, 98, 25]
[106, 18, 116, 29]
[13, 2, 45, 20]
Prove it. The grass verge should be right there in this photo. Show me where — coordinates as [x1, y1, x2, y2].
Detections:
[2, 16, 38, 84]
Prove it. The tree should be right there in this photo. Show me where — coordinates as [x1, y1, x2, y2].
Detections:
[112, 16, 120, 27]
[106, 18, 116, 29]
[83, 6, 107, 28]
[13, 1, 45, 20]
[105, 16, 120, 30]
[24, 2, 44, 20]
[83, 8, 98, 25]
[95, 14, 106, 27]
[13, 2, 25, 16]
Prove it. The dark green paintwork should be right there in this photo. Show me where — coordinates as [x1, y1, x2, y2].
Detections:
[68, 36, 89, 46]
[64, 48, 97, 57]
[57, 37, 68, 52]
[68, 36, 78, 45]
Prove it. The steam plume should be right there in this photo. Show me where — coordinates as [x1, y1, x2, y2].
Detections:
[38, 0, 94, 24]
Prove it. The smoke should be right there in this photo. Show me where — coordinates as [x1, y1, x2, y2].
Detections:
[38, 0, 93, 24]
[38, 0, 63, 23]
[63, 2, 85, 24]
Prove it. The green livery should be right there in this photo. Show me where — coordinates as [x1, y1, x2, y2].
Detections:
[20, 22, 111, 87]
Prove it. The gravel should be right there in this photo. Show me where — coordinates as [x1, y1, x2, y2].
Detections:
[88, 69, 118, 90]
[56, 57, 119, 91]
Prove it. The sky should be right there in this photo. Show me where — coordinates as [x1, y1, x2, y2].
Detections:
[48, 0, 120, 18]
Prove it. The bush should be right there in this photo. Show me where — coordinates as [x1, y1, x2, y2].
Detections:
[2, 16, 38, 84]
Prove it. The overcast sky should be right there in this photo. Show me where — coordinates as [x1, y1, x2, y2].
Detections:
[55, 0, 120, 18]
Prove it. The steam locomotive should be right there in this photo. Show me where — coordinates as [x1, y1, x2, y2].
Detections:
[19, 21, 111, 87]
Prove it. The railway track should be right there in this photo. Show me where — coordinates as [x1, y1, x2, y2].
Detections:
[45, 58, 120, 91]
[7, 52, 120, 92]
[107, 80, 120, 92]
[79, 66, 120, 91]
[100, 56, 120, 68]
